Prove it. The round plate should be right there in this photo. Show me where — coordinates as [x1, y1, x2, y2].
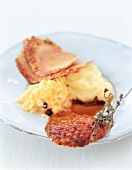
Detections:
[0, 32, 132, 144]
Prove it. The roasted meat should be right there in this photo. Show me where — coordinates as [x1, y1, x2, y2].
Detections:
[45, 61, 92, 79]
[16, 36, 92, 83]
[24, 37, 78, 76]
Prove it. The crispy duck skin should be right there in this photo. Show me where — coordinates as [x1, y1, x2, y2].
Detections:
[45, 111, 110, 147]
[90, 121, 110, 143]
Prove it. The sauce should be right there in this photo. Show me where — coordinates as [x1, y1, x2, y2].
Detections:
[71, 100, 105, 116]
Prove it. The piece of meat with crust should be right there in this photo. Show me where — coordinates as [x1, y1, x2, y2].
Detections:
[16, 52, 90, 83]
[45, 111, 110, 147]
[15, 52, 43, 83]
[16, 52, 92, 83]
[34, 51, 79, 76]
[16, 36, 94, 83]
[45, 61, 93, 79]
[24, 36, 79, 77]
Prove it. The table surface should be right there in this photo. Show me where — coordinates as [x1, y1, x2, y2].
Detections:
[0, 0, 132, 170]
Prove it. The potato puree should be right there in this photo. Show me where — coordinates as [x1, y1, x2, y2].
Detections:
[67, 65, 112, 102]
[16, 65, 113, 116]
[16, 77, 71, 116]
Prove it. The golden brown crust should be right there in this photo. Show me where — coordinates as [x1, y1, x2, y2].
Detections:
[15, 52, 43, 83]
[24, 37, 61, 51]
[90, 122, 110, 142]
[45, 111, 110, 147]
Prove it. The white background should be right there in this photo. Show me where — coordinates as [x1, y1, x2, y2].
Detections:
[0, 0, 132, 170]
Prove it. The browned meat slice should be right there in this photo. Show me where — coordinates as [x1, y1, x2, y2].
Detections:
[24, 36, 79, 77]
[16, 52, 90, 83]
[34, 51, 79, 76]
[16, 52, 91, 83]
[45, 111, 110, 147]
[16, 36, 94, 83]
[45, 61, 92, 79]
[16, 52, 43, 83]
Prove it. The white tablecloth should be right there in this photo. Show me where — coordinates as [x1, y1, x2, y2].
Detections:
[0, 0, 132, 169]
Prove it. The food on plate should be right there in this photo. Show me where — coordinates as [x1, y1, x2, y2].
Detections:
[16, 36, 115, 147]
[16, 65, 113, 117]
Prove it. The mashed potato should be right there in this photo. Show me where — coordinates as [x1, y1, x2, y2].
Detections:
[16, 65, 113, 116]
[16, 78, 71, 116]
[66, 65, 113, 102]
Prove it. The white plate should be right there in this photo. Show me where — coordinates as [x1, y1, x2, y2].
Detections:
[0, 32, 132, 145]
